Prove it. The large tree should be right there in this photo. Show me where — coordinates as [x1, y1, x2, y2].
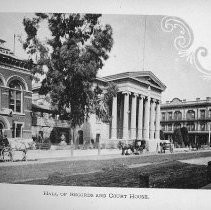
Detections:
[172, 128, 183, 147]
[180, 127, 190, 147]
[23, 13, 116, 134]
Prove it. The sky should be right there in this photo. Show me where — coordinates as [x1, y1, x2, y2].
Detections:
[0, 12, 211, 103]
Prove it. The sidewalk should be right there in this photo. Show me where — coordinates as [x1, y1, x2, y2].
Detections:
[1, 147, 210, 167]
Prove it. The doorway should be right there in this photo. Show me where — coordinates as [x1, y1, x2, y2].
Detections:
[78, 130, 84, 145]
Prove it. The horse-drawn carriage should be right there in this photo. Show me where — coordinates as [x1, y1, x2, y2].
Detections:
[159, 140, 174, 153]
[0, 137, 34, 162]
[118, 139, 146, 155]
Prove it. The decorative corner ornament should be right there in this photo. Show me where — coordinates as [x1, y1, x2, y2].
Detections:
[161, 16, 211, 78]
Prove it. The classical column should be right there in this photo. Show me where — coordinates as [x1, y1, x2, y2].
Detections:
[143, 96, 150, 141]
[123, 91, 130, 140]
[150, 99, 156, 140]
[131, 93, 138, 139]
[155, 101, 161, 139]
[137, 95, 144, 140]
[111, 95, 117, 139]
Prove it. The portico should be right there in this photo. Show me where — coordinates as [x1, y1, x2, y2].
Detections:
[77, 71, 166, 152]
[103, 71, 166, 152]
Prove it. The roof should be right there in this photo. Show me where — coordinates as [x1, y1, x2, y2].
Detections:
[101, 71, 166, 91]
[161, 97, 211, 109]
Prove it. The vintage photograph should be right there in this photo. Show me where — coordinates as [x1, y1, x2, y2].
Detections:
[0, 11, 211, 190]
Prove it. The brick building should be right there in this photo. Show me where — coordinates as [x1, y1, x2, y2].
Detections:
[161, 98, 211, 145]
[0, 39, 32, 139]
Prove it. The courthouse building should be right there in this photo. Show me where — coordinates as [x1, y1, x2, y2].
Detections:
[0, 39, 32, 139]
[161, 98, 211, 145]
[74, 71, 166, 152]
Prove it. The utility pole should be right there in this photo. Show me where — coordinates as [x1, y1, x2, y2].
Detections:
[142, 16, 147, 71]
[13, 34, 16, 54]
[209, 124, 211, 147]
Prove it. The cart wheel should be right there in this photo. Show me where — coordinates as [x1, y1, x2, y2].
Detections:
[2, 148, 12, 161]
[9, 149, 14, 162]
[22, 149, 27, 161]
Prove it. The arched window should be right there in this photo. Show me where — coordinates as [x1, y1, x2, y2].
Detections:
[186, 110, 195, 120]
[174, 123, 181, 130]
[9, 80, 23, 113]
[174, 111, 182, 120]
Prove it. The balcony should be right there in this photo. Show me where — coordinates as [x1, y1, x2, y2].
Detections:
[161, 116, 211, 122]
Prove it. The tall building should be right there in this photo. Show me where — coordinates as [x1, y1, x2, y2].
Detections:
[0, 39, 32, 139]
[161, 98, 211, 145]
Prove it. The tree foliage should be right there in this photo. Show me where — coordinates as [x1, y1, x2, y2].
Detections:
[172, 128, 183, 146]
[160, 130, 165, 140]
[180, 127, 190, 146]
[22, 13, 115, 127]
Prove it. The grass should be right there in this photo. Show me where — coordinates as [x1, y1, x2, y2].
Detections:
[18, 161, 208, 189]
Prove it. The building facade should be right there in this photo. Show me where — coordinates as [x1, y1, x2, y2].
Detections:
[0, 39, 32, 139]
[32, 84, 70, 143]
[74, 71, 166, 151]
[161, 98, 211, 145]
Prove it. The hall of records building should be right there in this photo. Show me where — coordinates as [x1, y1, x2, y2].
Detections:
[160, 98, 211, 145]
[0, 39, 32, 139]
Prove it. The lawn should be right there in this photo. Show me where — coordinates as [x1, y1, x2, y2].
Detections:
[15, 152, 210, 189]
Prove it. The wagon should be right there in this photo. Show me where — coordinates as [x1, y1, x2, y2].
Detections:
[0, 140, 28, 162]
[160, 140, 174, 153]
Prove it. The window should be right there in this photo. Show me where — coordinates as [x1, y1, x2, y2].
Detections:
[168, 124, 172, 131]
[200, 123, 206, 131]
[9, 80, 23, 113]
[174, 123, 181, 130]
[12, 123, 23, 138]
[174, 111, 182, 120]
[187, 123, 195, 131]
[161, 112, 165, 121]
[168, 112, 172, 120]
[187, 110, 195, 120]
[200, 110, 205, 119]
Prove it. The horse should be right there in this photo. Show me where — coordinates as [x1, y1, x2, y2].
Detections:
[118, 140, 146, 155]
[1, 139, 36, 161]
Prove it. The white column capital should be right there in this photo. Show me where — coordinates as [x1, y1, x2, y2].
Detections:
[151, 98, 157, 103]
[156, 99, 161, 104]
[122, 91, 131, 95]
[139, 94, 145, 99]
[145, 95, 151, 101]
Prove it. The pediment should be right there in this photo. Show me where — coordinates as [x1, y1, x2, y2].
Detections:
[101, 71, 166, 91]
[135, 76, 161, 89]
